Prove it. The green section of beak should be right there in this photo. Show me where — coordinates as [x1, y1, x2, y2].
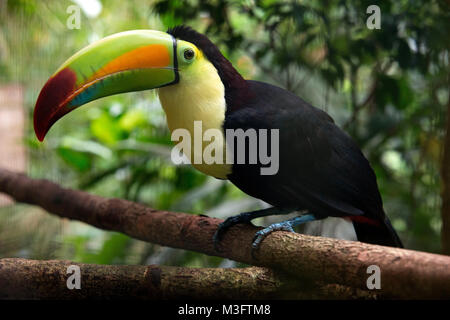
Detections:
[34, 30, 178, 141]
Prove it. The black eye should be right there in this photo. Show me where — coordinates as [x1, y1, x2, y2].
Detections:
[184, 49, 195, 60]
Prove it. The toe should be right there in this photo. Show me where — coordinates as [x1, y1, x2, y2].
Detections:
[251, 223, 295, 249]
[251, 230, 267, 249]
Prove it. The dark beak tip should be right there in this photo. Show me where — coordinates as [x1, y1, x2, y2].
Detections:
[35, 128, 46, 142]
[33, 68, 77, 142]
[33, 110, 47, 142]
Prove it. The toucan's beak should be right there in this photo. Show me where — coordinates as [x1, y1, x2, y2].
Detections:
[34, 30, 178, 141]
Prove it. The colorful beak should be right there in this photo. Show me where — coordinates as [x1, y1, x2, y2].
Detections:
[34, 30, 178, 141]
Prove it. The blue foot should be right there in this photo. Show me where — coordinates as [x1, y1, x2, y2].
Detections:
[213, 207, 294, 251]
[252, 214, 316, 250]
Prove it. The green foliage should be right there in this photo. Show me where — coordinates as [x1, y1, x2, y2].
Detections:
[0, 0, 449, 266]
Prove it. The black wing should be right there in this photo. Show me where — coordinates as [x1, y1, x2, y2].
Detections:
[224, 80, 385, 220]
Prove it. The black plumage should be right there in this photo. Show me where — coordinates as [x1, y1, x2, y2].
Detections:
[169, 25, 403, 248]
[225, 81, 402, 247]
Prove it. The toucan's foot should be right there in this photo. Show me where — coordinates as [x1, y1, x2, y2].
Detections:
[252, 221, 295, 250]
[213, 207, 295, 251]
[251, 214, 316, 252]
[213, 213, 252, 251]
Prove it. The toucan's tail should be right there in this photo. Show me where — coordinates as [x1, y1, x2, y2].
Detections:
[352, 216, 403, 248]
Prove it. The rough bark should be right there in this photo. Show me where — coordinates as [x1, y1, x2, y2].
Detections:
[1, 169, 450, 299]
[0, 258, 285, 300]
[0, 258, 375, 300]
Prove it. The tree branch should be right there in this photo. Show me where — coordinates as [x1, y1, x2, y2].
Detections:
[0, 258, 375, 300]
[1, 168, 450, 299]
[0, 259, 281, 299]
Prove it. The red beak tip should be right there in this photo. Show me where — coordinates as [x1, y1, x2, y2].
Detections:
[33, 67, 77, 143]
[34, 125, 47, 142]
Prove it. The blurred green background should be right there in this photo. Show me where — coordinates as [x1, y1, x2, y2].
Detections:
[0, 0, 449, 268]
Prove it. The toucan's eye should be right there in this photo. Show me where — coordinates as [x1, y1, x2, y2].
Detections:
[183, 49, 195, 60]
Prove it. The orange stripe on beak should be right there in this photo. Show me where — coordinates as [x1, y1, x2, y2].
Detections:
[90, 44, 171, 81]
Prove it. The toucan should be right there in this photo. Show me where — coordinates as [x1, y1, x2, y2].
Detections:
[33, 26, 403, 249]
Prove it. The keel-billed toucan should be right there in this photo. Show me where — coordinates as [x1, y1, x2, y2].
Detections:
[33, 26, 403, 249]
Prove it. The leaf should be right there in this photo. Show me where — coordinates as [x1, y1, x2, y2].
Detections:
[90, 113, 125, 145]
[119, 109, 148, 132]
[59, 137, 112, 159]
[57, 147, 91, 171]
[95, 233, 130, 265]
[375, 75, 413, 110]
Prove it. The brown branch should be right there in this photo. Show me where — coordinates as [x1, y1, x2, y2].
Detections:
[0, 258, 281, 299]
[1, 169, 450, 299]
[0, 258, 375, 300]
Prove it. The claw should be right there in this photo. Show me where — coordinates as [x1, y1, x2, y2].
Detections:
[213, 222, 227, 251]
[251, 214, 317, 253]
[212, 208, 309, 253]
[213, 214, 251, 251]
[252, 221, 295, 250]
